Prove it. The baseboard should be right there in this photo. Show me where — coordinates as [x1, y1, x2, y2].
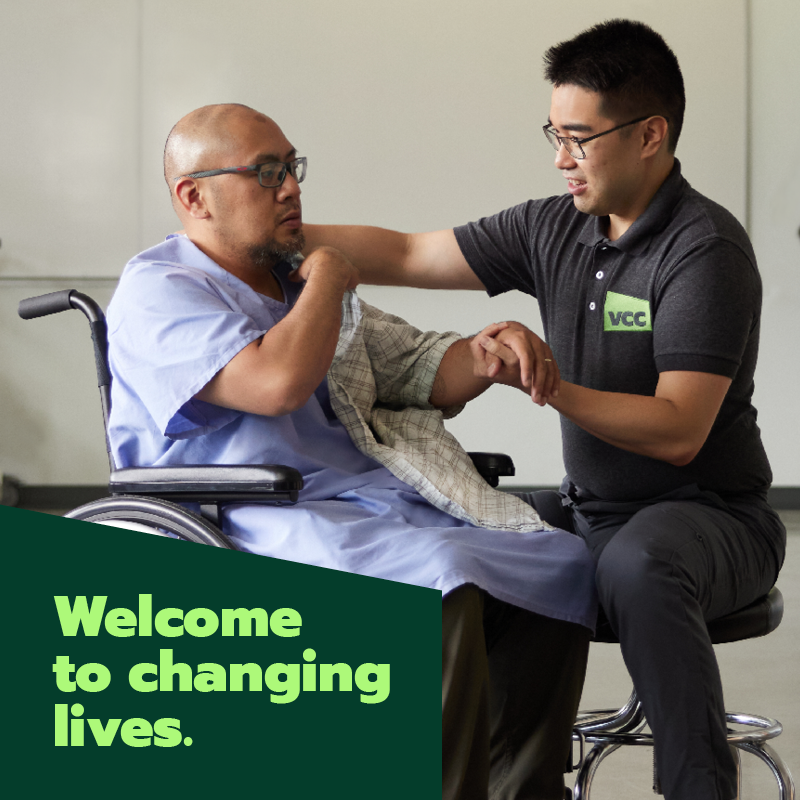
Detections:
[500, 485, 800, 511]
[6, 482, 108, 511]
[4, 479, 800, 512]
[768, 487, 800, 509]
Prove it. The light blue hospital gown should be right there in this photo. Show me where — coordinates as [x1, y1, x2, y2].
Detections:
[107, 236, 596, 629]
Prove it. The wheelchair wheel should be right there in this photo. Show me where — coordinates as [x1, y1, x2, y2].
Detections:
[65, 495, 239, 549]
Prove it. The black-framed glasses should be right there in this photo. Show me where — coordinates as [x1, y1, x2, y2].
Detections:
[177, 156, 307, 187]
[543, 116, 651, 159]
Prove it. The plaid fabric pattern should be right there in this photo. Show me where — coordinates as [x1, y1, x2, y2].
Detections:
[327, 291, 551, 533]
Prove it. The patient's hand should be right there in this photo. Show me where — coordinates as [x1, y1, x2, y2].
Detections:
[476, 322, 559, 406]
[289, 246, 359, 290]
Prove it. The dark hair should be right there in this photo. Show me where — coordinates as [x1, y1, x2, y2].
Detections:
[543, 19, 685, 152]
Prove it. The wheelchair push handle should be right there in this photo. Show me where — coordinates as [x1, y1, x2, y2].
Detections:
[18, 289, 107, 325]
[18, 289, 77, 319]
[18, 289, 113, 468]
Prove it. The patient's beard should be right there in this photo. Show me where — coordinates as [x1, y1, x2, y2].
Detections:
[248, 230, 306, 270]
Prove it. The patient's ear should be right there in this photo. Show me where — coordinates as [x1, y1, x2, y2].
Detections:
[174, 177, 210, 219]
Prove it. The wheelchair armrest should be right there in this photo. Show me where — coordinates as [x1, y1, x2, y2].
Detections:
[467, 452, 515, 488]
[109, 464, 303, 503]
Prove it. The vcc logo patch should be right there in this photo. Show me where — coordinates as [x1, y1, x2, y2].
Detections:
[603, 291, 652, 332]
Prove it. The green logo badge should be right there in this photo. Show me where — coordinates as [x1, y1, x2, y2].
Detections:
[603, 291, 652, 332]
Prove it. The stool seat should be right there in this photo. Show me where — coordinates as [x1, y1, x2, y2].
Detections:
[592, 585, 784, 645]
[708, 585, 784, 644]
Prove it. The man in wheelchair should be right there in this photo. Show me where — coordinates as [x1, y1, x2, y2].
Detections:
[105, 103, 596, 800]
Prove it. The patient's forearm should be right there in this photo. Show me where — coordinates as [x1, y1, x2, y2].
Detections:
[429, 338, 492, 408]
[197, 248, 355, 417]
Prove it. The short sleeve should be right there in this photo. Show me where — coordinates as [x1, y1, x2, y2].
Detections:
[358, 300, 462, 411]
[454, 197, 586, 299]
[653, 238, 760, 378]
[454, 201, 540, 297]
[108, 262, 270, 439]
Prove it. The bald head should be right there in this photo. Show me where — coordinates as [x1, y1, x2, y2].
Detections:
[164, 103, 275, 194]
[163, 104, 303, 281]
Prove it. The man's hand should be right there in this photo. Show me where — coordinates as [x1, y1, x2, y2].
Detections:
[474, 321, 560, 406]
[468, 322, 516, 382]
[290, 246, 360, 291]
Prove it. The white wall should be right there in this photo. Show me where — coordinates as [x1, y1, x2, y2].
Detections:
[749, 0, 800, 487]
[3, 0, 793, 488]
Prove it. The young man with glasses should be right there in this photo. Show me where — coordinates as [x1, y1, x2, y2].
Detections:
[304, 19, 786, 800]
[106, 103, 597, 800]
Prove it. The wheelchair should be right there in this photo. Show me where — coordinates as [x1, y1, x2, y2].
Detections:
[17, 289, 514, 548]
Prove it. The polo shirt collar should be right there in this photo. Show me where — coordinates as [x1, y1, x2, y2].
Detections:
[577, 159, 685, 254]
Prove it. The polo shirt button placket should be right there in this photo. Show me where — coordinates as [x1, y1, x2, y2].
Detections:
[590, 244, 609, 313]
[592, 265, 605, 310]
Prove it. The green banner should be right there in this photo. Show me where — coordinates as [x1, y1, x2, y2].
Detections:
[3, 506, 440, 798]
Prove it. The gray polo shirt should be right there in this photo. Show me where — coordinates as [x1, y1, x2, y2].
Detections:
[454, 160, 772, 501]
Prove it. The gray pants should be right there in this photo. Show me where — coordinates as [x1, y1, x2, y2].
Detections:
[442, 584, 590, 800]
[522, 485, 786, 800]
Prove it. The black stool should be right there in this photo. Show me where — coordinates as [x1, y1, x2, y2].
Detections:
[524, 491, 795, 799]
[571, 586, 794, 798]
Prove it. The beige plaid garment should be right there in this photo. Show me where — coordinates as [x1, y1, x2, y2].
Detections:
[326, 291, 552, 533]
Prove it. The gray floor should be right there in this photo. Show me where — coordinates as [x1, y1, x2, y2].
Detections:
[572, 510, 799, 799]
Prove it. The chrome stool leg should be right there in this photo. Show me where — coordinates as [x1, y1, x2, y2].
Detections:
[727, 712, 795, 800]
[570, 698, 795, 799]
[572, 690, 649, 799]
[572, 742, 621, 799]
[729, 743, 742, 800]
